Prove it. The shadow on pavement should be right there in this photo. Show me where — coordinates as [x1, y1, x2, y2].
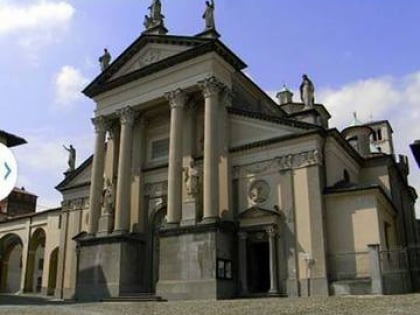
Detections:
[0, 294, 75, 306]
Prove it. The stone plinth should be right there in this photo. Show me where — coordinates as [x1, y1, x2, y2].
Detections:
[75, 233, 145, 301]
[156, 222, 236, 300]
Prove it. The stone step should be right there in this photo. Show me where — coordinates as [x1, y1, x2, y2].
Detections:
[102, 294, 166, 302]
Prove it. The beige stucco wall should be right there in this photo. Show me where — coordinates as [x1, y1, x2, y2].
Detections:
[326, 193, 379, 253]
[324, 138, 360, 187]
[360, 165, 391, 196]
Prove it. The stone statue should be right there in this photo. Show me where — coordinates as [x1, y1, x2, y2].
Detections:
[203, 0, 215, 31]
[146, 0, 164, 28]
[102, 179, 114, 215]
[63, 144, 76, 172]
[300, 74, 315, 108]
[99, 48, 111, 71]
[143, 14, 153, 29]
[184, 161, 199, 197]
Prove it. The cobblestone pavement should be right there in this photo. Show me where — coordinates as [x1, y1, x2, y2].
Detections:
[0, 294, 420, 315]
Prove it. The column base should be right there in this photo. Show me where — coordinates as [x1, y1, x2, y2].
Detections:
[157, 222, 236, 300]
[199, 217, 219, 225]
[74, 233, 146, 301]
[112, 229, 129, 236]
[163, 222, 180, 229]
[97, 213, 114, 235]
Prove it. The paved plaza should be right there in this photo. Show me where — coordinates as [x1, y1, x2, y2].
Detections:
[0, 294, 420, 315]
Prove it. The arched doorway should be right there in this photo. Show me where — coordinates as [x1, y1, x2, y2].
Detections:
[47, 247, 59, 295]
[0, 233, 23, 293]
[151, 207, 166, 292]
[24, 228, 46, 293]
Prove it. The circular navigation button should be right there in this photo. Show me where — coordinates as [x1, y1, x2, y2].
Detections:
[0, 143, 18, 201]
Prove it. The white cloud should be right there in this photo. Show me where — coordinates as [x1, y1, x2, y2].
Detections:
[0, 1, 74, 35]
[54, 65, 89, 110]
[317, 72, 420, 217]
[0, 1, 74, 56]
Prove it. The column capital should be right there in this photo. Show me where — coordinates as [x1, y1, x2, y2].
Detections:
[165, 89, 188, 109]
[91, 116, 107, 133]
[238, 231, 248, 240]
[266, 226, 277, 237]
[117, 106, 136, 126]
[198, 76, 225, 98]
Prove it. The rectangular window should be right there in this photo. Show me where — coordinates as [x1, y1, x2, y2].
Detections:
[377, 129, 383, 141]
[216, 259, 233, 280]
[151, 138, 169, 160]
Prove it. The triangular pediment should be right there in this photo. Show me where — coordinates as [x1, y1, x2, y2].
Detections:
[55, 156, 92, 191]
[229, 111, 309, 147]
[83, 34, 247, 98]
[110, 42, 192, 80]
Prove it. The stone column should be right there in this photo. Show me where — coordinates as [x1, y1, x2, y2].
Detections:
[88, 116, 107, 235]
[114, 106, 136, 234]
[165, 89, 187, 226]
[268, 227, 279, 294]
[238, 232, 248, 295]
[199, 77, 224, 223]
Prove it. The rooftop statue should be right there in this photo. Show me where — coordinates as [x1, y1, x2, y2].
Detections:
[203, 0, 216, 31]
[299, 74, 315, 108]
[145, 0, 164, 30]
[63, 144, 76, 173]
[99, 48, 111, 71]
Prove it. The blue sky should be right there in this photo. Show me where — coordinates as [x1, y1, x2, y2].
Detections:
[0, 0, 419, 213]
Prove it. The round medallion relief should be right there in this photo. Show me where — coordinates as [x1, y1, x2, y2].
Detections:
[248, 180, 270, 204]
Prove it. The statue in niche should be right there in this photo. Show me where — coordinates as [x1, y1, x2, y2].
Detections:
[184, 160, 199, 197]
[202, 0, 216, 31]
[299, 74, 315, 108]
[99, 48, 111, 71]
[63, 144, 76, 172]
[102, 179, 114, 215]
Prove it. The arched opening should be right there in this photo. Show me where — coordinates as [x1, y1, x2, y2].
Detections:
[24, 228, 46, 293]
[47, 247, 59, 295]
[151, 207, 166, 293]
[0, 233, 23, 293]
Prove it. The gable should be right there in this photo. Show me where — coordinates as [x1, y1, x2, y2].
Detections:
[69, 163, 92, 187]
[230, 115, 304, 148]
[55, 156, 92, 191]
[83, 35, 247, 98]
[111, 43, 191, 80]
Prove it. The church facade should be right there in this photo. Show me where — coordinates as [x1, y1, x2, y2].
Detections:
[0, 2, 419, 301]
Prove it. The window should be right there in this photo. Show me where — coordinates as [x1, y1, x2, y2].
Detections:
[377, 128, 383, 141]
[151, 138, 169, 160]
[38, 258, 44, 271]
[216, 259, 233, 280]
